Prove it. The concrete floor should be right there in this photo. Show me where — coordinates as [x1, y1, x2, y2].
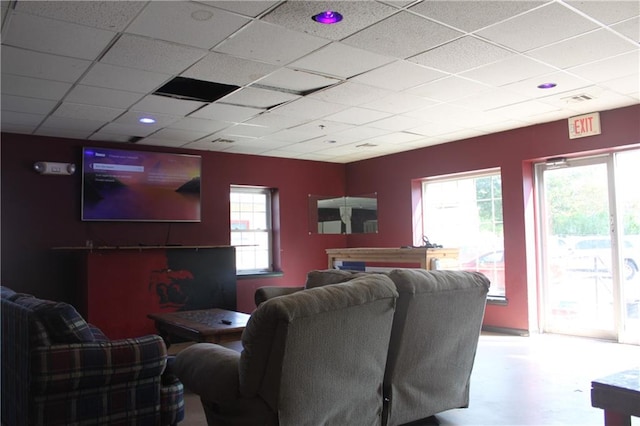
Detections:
[176, 333, 640, 426]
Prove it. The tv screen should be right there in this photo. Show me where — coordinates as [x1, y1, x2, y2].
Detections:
[82, 147, 201, 222]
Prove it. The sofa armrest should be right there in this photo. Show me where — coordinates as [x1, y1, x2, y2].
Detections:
[31, 334, 167, 394]
[254, 286, 304, 307]
[174, 343, 240, 403]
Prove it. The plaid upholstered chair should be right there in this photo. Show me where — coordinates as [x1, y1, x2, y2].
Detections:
[1, 286, 184, 426]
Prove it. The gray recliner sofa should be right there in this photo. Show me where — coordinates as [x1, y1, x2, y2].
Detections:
[174, 274, 399, 425]
[177, 268, 489, 425]
[255, 268, 490, 425]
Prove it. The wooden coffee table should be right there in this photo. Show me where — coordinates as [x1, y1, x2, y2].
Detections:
[591, 367, 640, 426]
[148, 308, 250, 348]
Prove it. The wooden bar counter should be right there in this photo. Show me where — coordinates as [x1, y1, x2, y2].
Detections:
[326, 247, 459, 270]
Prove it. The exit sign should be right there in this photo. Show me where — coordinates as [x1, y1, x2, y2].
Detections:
[568, 112, 601, 139]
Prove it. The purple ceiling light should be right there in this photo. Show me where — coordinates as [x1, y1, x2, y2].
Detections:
[312, 10, 343, 24]
[537, 82, 557, 89]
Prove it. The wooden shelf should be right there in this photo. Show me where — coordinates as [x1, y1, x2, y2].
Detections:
[326, 247, 459, 270]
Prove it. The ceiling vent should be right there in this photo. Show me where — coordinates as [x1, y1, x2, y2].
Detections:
[154, 77, 239, 102]
[211, 138, 235, 144]
[561, 93, 595, 103]
[356, 142, 377, 148]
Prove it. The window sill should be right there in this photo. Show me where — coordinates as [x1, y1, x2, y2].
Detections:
[237, 271, 284, 280]
[487, 296, 508, 306]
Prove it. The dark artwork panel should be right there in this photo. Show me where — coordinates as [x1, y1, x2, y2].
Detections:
[153, 247, 237, 311]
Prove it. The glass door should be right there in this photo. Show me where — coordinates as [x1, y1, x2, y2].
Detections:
[536, 150, 640, 343]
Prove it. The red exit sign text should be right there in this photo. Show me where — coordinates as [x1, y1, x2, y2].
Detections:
[568, 112, 601, 139]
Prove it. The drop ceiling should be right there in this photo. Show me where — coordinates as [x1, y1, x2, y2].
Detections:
[1, 0, 638, 163]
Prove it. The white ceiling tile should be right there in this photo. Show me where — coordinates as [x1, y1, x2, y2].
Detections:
[132, 95, 205, 116]
[79, 63, 171, 93]
[1, 75, 72, 101]
[100, 35, 207, 75]
[567, 51, 640, 83]
[409, 1, 546, 32]
[323, 107, 392, 125]
[612, 17, 640, 43]
[219, 87, 300, 109]
[3, 12, 116, 60]
[136, 136, 190, 148]
[460, 55, 557, 87]
[266, 128, 317, 143]
[220, 123, 275, 138]
[1, 46, 91, 83]
[501, 71, 592, 98]
[127, 2, 249, 49]
[404, 104, 475, 125]
[190, 102, 264, 122]
[308, 82, 393, 106]
[451, 89, 530, 111]
[289, 120, 353, 138]
[409, 37, 513, 73]
[290, 42, 395, 79]
[262, 1, 397, 41]
[368, 115, 425, 132]
[408, 120, 472, 137]
[88, 132, 137, 143]
[2, 122, 37, 134]
[65, 85, 144, 109]
[599, 74, 640, 97]
[98, 122, 161, 138]
[257, 68, 341, 93]
[215, 21, 329, 65]
[361, 131, 423, 145]
[168, 117, 231, 133]
[271, 97, 347, 120]
[14, 1, 146, 31]
[53, 102, 124, 122]
[34, 127, 95, 139]
[200, 1, 280, 18]
[343, 11, 463, 59]
[0, 111, 46, 128]
[144, 127, 211, 143]
[40, 116, 109, 132]
[363, 92, 438, 114]
[488, 100, 561, 119]
[113, 111, 181, 128]
[352, 60, 447, 91]
[476, 3, 599, 52]
[566, 1, 640, 25]
[243, 112, 309, 129]
[1, 95, 57, 115]
[526, 29, 637, 69]
[407, 76, 492, 102]
[183, 52, 279, 86]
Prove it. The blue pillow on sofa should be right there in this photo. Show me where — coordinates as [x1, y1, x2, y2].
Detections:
[34, 302, 95, 343]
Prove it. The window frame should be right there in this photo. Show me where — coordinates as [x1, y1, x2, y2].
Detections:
[421, 168, 506, 298]
[230, 185, 274, 275]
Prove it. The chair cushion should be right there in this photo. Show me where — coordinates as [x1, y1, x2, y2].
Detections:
[33, 302, 95, 343]
[304, 269, 362, 289]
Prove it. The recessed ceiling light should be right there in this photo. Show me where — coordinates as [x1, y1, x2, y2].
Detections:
[537, 82, 557, 89]
[139, 117, 156, 124]
[191, 10, 213, 21]
[312, 10, 343, 24]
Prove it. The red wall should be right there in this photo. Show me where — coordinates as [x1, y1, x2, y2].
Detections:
[2, 104, 639, 333]
[345, 105, 640, 332]
[0, 133, 347, 313]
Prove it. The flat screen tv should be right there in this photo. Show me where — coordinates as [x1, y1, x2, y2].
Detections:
[81, 147, 201, 222]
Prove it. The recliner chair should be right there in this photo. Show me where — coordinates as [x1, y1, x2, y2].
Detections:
[174, 274, 399, 426]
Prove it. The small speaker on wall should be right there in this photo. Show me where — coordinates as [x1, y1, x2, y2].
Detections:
[34, 161, 76, 175]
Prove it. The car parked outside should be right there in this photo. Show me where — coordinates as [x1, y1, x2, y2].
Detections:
[460, 250, 505, 295]
[567, 237, 639, 280]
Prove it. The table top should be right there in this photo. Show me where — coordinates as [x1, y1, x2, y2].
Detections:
[592, 368, 640, 393]
[148, 308, 250, 336]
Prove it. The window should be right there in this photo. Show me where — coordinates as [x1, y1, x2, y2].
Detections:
[421, 169, 505, 297]
[230, 186, 273, 274]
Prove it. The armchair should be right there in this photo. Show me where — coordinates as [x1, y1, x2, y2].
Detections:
[1, 286, 184, 426]
[175, 274, 399, 426]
